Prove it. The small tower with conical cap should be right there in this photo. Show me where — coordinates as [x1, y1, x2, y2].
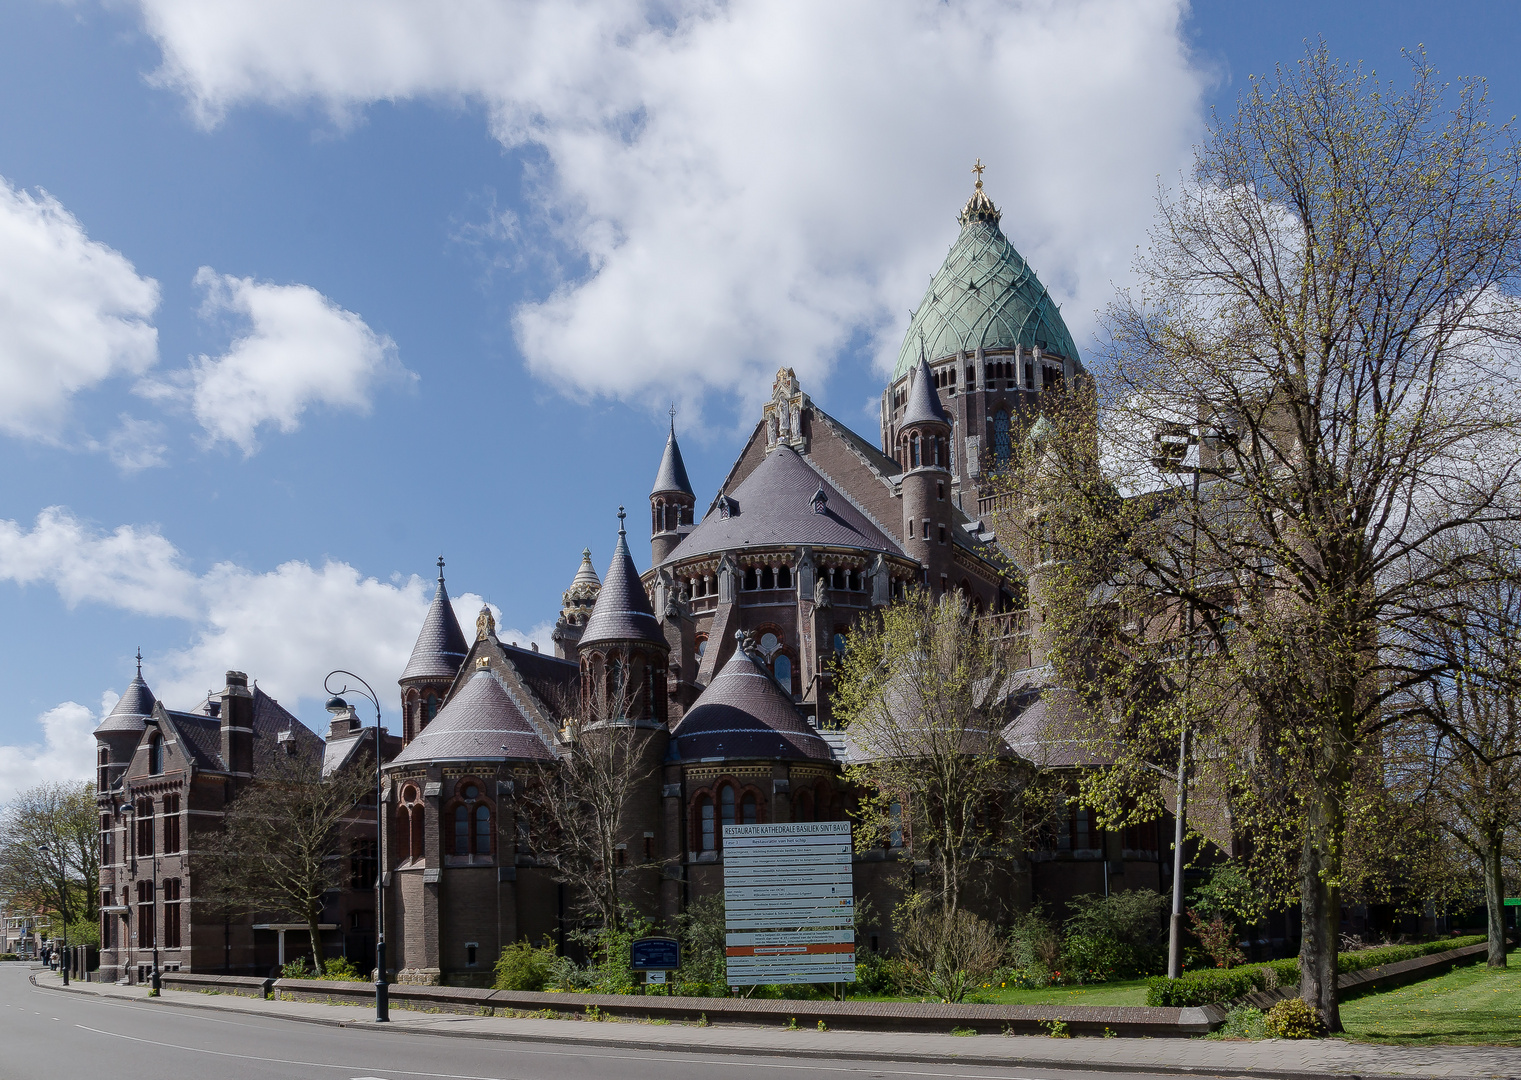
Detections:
[578, 508, 670, 725]
[552, 548, 602, 660]
[898, 352, 955, 594]
[94, 649, 156, 793]
[399, 557, 469, 744]
[650, 413, 696, 566]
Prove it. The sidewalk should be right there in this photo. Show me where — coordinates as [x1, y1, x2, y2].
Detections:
[31, 970, 1521, 1079]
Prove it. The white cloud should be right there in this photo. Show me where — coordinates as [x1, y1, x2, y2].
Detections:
[96, 414, 169, 473]
[0, 176, 160, 440]
[133, 0, 1207, 418]
[0, 507, 556, 723]
[139, 268, 408, 453]
[0, 699, 101, 805]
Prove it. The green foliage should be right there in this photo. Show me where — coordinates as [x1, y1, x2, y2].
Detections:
[1210, 1006, 1268, 1040]
[281, 957, 314, 979]
[950, 1025, 977, 1036]
[64, 917, 100, 950]
[674, 894, 727, 995]
[1189, 865, 1268, 931]
[494, 940, 556, 992]
[1337, 936, 1483, 975]
[1040, 1018, 1071, 1038]
[1186, 908, 1244, 969]
[1265, 997, 1325, 1039]
[1146, 966, 1267, 1007]
[1006, 905, 1061, 971]
[318, 956, 363, 981]
[853, 949, 903, 995]
[1059, 890, 1168, 980]
[564, 911, 655, 994]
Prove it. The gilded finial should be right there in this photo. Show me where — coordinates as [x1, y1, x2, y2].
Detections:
[972, 158, 986, 187]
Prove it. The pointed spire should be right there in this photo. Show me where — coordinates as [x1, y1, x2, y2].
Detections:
[901, 352, 951, 428]
[652, 418, 696, 498]
[401, 557, 470, 681]
[96, 657, 157, 734]
[580, 510, 666, 649]
[959, 159, 1001, 226]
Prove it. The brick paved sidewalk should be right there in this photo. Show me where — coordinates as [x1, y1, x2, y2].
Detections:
[31, 970, 1521, 1079]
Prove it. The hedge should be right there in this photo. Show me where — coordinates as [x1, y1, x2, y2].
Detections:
[1145, 935, 1484, 1007]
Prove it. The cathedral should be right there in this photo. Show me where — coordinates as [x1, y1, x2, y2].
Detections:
[94, 173, 1166, 985]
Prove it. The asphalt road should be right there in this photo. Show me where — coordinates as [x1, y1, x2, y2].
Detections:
[0, 966, 1214, 1080]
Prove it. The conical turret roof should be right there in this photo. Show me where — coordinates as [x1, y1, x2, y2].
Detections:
[900, 353, 951, 427]
[390, 665, 554, 765]
[672, 644, 832, 762]
[893, 171, 1080, 379]
[580, 512, 665, 649]
[95, 654, 156, 735]
[651, 420, 694, 497]
[569, 548, 600, 592]
[401, 558, 470, 681]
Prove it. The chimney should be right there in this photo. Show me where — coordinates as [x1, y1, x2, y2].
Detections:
[220, 670, 254, 778]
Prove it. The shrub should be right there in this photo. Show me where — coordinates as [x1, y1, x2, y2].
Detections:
[675, 894, 728, 994]
[319, 956, 363, 981]
[494, 940, 556, 992]
[894, 896, 1005, 1003]
[1059, 890, 1168, 981]
[1007, 906, 1060, 970]
[1264, 997, 1324, 1039]
[1187, 908, 1244, 969]
[853, 950, 903, 995]
[281, 957, 313, 979]
[1212, 1005, 1267, 1040]
[1145, 966, 1265, 1007]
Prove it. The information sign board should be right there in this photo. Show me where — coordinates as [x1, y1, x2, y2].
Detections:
[723, 822, 855, 986]
[630, 936, 681, 971]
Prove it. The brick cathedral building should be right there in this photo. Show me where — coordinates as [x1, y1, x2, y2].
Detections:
[94, 175, 1164, 984]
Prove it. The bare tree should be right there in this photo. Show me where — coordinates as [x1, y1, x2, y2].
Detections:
[523, 680, 660, 933]
[997, 46, 1521, 1029]
[0, 781, 99, 935]
[834, 590, 1023, 920]
[204, 739, 371, 973]
[1391, 537, 1521, 966]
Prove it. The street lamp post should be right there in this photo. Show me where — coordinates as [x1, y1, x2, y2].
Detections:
[325, 670, 388, 1023]
[37, 844, 66, 986]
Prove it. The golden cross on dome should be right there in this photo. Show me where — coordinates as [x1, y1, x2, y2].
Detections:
[972, 158, 986, 186]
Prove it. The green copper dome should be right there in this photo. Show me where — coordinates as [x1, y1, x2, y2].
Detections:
[893, 181, 1080, 381]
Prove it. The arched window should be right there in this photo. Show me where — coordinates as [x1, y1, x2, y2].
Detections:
[453, 805, 469, 856]
[424, 693, 439, 722]
[396, 804, 413, 862]
[993, 410, 1011, 462]
[475, 805, 492, 855]
[720, 785, 736, 836]
[778, 565, 792, 588]
[794, 790, 814, 822]
[741, 792, 758, 825]
[910, 434, 921, 468]
[773, 654, 792, 694]
[889, 801, 904, 848]
[148, 736, 163, 776]
[698, 796, 715, 851]
[760, 566, 774, 589]
[695, 636, 707, 658]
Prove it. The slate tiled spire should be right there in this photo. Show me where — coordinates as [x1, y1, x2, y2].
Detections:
[900, 352, 951, 428]
[95, 649, 156, 735]
[401, 557, 470, 681]
[580, 509, 665, 649]
[651, 418, 694, 498]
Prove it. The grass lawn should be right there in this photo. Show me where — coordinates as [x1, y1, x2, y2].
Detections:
[1339, 962, 1521, 1046]
[847, 978, 1150, 1007]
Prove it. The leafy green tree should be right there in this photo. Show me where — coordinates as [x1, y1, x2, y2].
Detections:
[0, 781, 99, 933]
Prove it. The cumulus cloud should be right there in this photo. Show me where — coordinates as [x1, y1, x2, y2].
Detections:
[0, 507, 554, 719]
[0, 176, 160, 440]
[133, 0, 1206, 417]
[141, 268, 409, 453]
[95, 414, 170, 472]
[0, 698, 103, 805]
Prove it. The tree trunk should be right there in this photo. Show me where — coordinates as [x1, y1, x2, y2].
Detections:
[308, 910, 324, 976]
[1484, 835, 1508, 968]
[1298, 791, 1343, 1032]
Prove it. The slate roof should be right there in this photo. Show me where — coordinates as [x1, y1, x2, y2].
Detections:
[167, 687, 320, 772]
[651, 422, 695, 497]
[900, 355, 951, 427]
[401, 566, 469, 681]
[672, 646, 833, 762]
[666, 445, 903, 564]
[96, 672, 156, 735]
[390, 666, 555, 765]
[1001, 684, 1111, 769]
[580, 523, 665, 649]
[894, 180, 1080, 379]
[498, 642, 580, 715]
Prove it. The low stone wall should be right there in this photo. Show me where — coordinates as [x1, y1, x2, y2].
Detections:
[267, 977, 1221, 1036]
[1237, 942, 1488, 1011]
[160, 972, 274, 999]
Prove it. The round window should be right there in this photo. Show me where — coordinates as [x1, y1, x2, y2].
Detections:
[760, 632, 779, 653]
[464, 785, 478, 799]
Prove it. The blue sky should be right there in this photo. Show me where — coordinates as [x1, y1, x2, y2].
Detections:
[0, 0, 1516, 799]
